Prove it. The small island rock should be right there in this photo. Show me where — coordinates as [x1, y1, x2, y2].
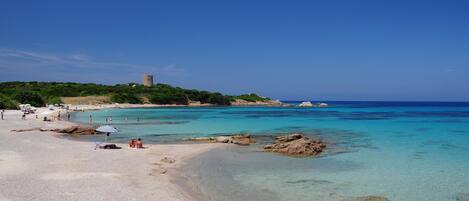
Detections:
[299, 101, 313, 107]
[263, 133, 326, 157]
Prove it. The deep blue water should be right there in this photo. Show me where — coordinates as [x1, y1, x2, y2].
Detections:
[73, 101, 469, 201]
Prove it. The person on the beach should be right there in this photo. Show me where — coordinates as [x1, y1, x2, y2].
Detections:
[21, 113, 26, 120]
[67, 113, 71, 120]
[129, 139, 136, 148]
[57, 111, 61, 120]
[136, 138, 143, 149]
[1, 110, 3, 120]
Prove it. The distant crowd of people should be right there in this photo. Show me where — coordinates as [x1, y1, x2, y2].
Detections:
[88, 115, 141, 125]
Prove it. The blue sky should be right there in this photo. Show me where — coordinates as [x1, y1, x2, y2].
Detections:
[1, 0, 468, 101]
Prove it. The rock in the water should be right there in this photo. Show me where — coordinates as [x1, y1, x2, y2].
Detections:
[342, 196, 390, 201]
[231, 135, 256, 145]
[187, 135, 255, 145]
[299, 101, 313, 107]
[275, 133, 303, 142]
[186, 137, 216, 143]
[263, 133, 326, 157]
[215, 136, 231, 143]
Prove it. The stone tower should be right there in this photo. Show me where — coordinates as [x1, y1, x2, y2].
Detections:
[143, 74, 154, 86]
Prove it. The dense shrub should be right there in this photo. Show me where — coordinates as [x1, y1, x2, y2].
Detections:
[0, 82, 270, 106]
[149, 91, 188, 105]
[0, 94, 18, 109]
[13, 91, 45, 107]
[110, 93, 142, 104]
[43, 96, 63, 105]
[231, 93, 270, 102]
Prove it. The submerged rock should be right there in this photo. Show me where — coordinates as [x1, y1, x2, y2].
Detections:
[231, 135, 256, 145]
[341, 196, 390, 201]
[263, 133, 326, 157]
[187, 134, 256, 145]
[188, 137, 216, 143]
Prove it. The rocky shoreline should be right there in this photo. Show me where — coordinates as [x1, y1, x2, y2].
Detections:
[230, 99, 289, 106]
[187, 133, 327, 157]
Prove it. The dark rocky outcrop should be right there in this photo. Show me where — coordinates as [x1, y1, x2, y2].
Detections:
[12, 126, 98, 135]
[187, 134, 256, 145]
[341, 196, 390, 201]
[11, 128, 42, 132]
[263, 133, 326, 157]
[51, 126, 98, 135]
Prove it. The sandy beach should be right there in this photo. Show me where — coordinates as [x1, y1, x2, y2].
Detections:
[0, 109, 221, 201]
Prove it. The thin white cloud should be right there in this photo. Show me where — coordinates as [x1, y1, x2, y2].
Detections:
[159, 64, 187, 76]
[0, 48, 187, 77]
[0, 49, 62, 62]
[444, 68, 456, 73]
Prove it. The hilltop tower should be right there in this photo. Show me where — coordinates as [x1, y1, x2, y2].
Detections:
[143, 74, 154, 86]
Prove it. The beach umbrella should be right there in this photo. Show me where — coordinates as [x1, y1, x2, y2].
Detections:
[40, 111, 54, 120]
[41, 111, 53, 115]
[96, 125, 118, 142]
[96, 125, 118, 133]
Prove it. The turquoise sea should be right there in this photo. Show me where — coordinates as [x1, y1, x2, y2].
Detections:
[72, 101, 469, 201]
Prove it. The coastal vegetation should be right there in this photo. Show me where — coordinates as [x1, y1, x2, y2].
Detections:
[0, 81, 271, 108]
[230, 93, 270, 102]
[0, 94, 18, 109]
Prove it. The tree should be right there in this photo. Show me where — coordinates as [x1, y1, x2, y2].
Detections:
[110, 93, 142, 104]
[0, 94, 18, 109]
[13, 91, 45, 107]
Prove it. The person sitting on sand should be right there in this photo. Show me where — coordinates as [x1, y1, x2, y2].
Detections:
[136, 138, 143, 149]
[129, 139, 136, 148]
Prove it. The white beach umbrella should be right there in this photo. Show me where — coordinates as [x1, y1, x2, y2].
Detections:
[96, 125, 118, 142]
[41, 111, 54, 115]
[96, 125, 118, 133]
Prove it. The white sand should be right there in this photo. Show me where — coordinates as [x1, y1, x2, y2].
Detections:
[0, 109, 220, 201]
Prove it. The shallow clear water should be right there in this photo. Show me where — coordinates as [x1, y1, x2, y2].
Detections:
[73, 101, 469, 201]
